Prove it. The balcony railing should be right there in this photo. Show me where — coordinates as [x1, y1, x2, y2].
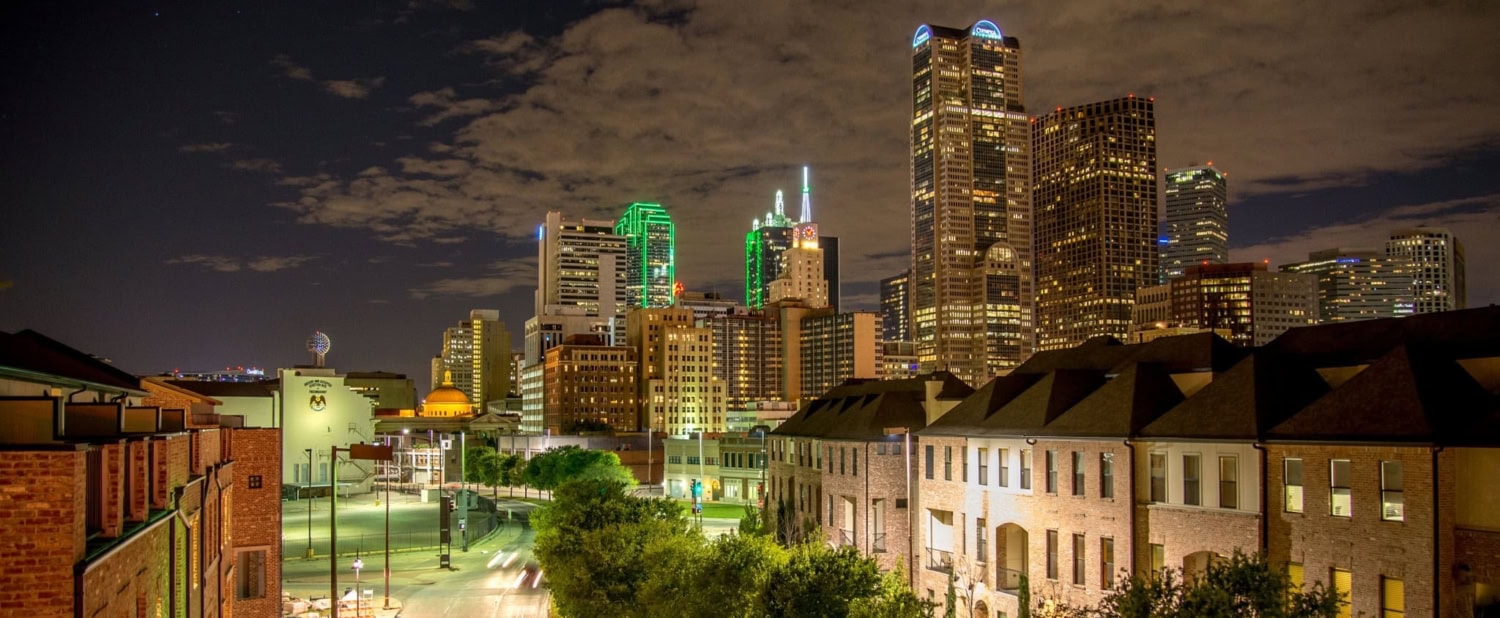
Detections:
[926, 548, 953, 573]
[996, 567, 1024, 592]
[839, 528, 854, 547]
[873, 532, 887, 553]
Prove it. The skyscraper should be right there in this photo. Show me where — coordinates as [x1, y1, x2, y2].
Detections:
[746, 190, 797, 309]
[1161, 164, 1229, 281]
[1386, 227, 1466, 314]
[746, 167, 838, 310]
[708, 309, 783, 408]
[437, 309, 512, 408]
[768, 222, 828, 308]
[1129, 263, 1316, 347]
[1281, 248, 1415, 322]
[909, 20, 1033, 384]
[536, 211, 627, 318]
[1033, 95, 1159, 350]
[628, 307, 726, 435]
[616, 202, 676, 309]
[880, 270, 910, 342]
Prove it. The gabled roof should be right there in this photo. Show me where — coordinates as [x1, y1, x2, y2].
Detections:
[1043, 363, 1184, 438]
[0, 330, 144, 393]
[1115, 333, 1246, 375]
[141, 377, 223, 405]
[774, 374, 967, 441]
[1268, 306, 1500, 368]
[921, 373, 1044, 436]
[969, 369, 1106, 437]
[165, 379, 277, 399]
[1013, 336, 1135, 375]
[1140, 351, 1330, 441]
[1266, 345, 1500, 445]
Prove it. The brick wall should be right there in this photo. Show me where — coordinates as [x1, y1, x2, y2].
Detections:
[0, 448, 86, 617]
[230, 428, 282, 618]
[128, 439, 150, 522]
[1267, 444, 1440, 617]
[80, 518, 172, 618]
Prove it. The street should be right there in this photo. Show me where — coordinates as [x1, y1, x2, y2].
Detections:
[282, 492, 550, 617]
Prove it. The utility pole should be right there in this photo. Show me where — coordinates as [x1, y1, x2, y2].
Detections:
[306, 448, 314, 559]
[329, 445, 339, 618]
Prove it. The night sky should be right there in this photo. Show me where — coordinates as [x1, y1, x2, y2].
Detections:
[3, 1, 1497, 395]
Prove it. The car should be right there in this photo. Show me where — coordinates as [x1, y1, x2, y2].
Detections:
[516, 561, 545, 590]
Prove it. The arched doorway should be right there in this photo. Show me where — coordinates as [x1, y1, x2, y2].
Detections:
[995, 523, 1028, 594]
[1183, 550, 1221, 585]
[974, 600, 989, 618]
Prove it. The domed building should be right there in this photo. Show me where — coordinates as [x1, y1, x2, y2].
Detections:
[421, 371, 475, 418]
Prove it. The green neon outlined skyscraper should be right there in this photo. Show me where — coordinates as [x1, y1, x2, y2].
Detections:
[616, 202, 676, 308]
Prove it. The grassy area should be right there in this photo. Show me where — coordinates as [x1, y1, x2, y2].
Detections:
[679, 501, 748, 520]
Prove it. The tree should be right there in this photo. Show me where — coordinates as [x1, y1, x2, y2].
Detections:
[739, 502, 766, 536]
[849, 565, 935, 618]
[763, 544, 884, 618]
[463, 447, 503, 497]
[497, 453, 525, 497]
[522, 446, 635, 492]
[944, 568, 958, 618]
[1034, 551, 1341, 618]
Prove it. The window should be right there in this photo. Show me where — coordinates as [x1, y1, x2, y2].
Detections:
[1288, 562, 1304, 589]
[1100, 538, 1115, 590]
[1150, 544, 1165, 580]
[828, 494, 834, 526]
[978, 448, 989, 486]
[1072, 451, 1085, 496]
[1020, 450, 1032, 490]
[1382, 577, 1404, 618]
[976, 519, 987, 564]
[925, 446, 934, 480]
[1100, 453, 1114, 499]
[235, 550, 266, 599]
[999, 448, 1010, 488]
[944, 446, 953, 481]
[1219, 456, 1238, 509]
[247, 475, 262, 490]
[1331, 460, 1352, 517]
[1149, 453, 1166, 502]
[878, 443, 887, 456]
[1381, 461, 1404, 521]
[1183, 454, 1201, 506]
[1045, 451, 1057, 494]
[961, 448, 968, 483]
[1072, 533, 1086, 585]
[840, 448, 845, 475]
[853, 449, 858, 477]
[1332, 568, 1352, 618]
[687, 456, 700, 465]
[1284, 458, 1304, 513]
[1046, 530, 1059, 580]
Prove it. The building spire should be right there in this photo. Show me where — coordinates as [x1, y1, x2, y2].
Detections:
[774, 189, 785, 217]
[799, 165, 812, 223]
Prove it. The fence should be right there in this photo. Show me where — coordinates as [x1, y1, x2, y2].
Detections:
[283, 495, 516, 559]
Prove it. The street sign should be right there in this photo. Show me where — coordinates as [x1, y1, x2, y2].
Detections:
[348, 444, 393, 461]
[441, 439, 452, 450]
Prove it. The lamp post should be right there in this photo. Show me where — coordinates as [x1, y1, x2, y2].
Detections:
[305, 448, 314, 559]
[352, 555, 364, 616]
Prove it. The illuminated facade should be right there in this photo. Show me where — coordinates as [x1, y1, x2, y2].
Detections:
[708, 309, 783, 408]
[542, 338, 638, 434]
[798, 311, 880, 402]
[1161, 165, 1229, 281]
[437, 309, 512, 408]
[746, 191, 798, 309]
[880, 270, 911, 342]
[628, 307, 726, 434]
[1386, 227, 1466, 314]
[1132, 263, 1317, 346]
[616, 202, 676, 309]
[768, 223, 828, 307]
[910, 20, 1033, 385]
[747, 167, 837, 310]
[1281, 248, 1415, 322]
[1033, 96, 1159, 350]
[536, 211, 627, 318]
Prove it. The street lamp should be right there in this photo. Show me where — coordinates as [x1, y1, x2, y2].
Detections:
[305, 448, 314, 559]
[352, 555, 364, 616]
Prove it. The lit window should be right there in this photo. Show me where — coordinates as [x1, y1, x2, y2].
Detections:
[1331, 460, 1352, 517]
[1284, 458, 1304, 513]
[1381, 461, 1404, 521]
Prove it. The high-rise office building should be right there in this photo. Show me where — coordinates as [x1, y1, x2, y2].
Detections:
[1033, 95, 1159, 350]
[909, 20, 1033, 385]
[822, 235, 841, 313]
[536, 211, 627, 318]
[746, 167, 838, 311]
[1161, 164, 1229, 281]
[798, 311, 880, 402]
[1387, 227, 1466, 314]
[541, 335, 638, 435]
[768, 223, 828, 308]
[627, 307, 726, 435]
[616, 202, 676, 309]
[708, 309, 783, 408]
[880, 270, 910, 342]
[1128, 263, 1317, 346]
[437, 309, 512, 407]
[1281, 248, 1415, 323]
[522, 309, 616, 366]
[746, 190, 797, 309]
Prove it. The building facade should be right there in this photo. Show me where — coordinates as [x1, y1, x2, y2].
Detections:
[1386, 227, 1466, 315]
[629, 307, 727, 435]
[1160, 165, 1229, 281]
[746, 190, 798, 310]
[616, 202, 676, 309]
[880, 270, 911, 343]
[541, 338, 638, 434]
[1281, 248, 1415, 323]
[909, 20, 1033, 386]
[768, 222, 829, 308]
[1033, 95, 1158, 350]
[708, 309, 783, 408]
[437, 309, 512, 408]
[797, 310, 880, 402]
[1129, 263, 1316, 347]
[536, 211, 628, 318]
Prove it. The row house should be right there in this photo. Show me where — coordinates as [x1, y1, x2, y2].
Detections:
[0, 329, 281, 618]
[775, 306, 1500, 618]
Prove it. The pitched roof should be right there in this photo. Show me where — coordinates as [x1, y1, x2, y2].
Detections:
[773, 374, 967, 441]
[967, 369, 1107, 437]
[1013, 336, 1135, 374]
[921, 373, 1044, 436]
[1042, 363, 1184, 438]
[1266, 345, 1500, 445]
[1140, 351, 1330, 440]
[0, 330, 144, 393]
[1268, 306, 1500, 367]
[1116, 333, 1246, 374]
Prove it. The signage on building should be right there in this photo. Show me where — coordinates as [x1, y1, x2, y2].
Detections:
[306, 379, 332, 412]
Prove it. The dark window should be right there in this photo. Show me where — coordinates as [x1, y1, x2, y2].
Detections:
[1072, 451, 1085, 496]
[1046, 530, 1059, 580]
[1183, 454, 1201, 506]
[1219, 456, 1238, 509]
[1100, 453, 1114, 499]
[944, 446, 952, 481]
[236, 550, 266, 599]
[978, 448, 989, 486]
[1072, 534, 1086, 585]
[1020, 450, 1032, 490]
[1101, 538, 1115, 590]
[999, 448, 1010, 488]
[1381, 461, 1404, 521]
[976, 518, 987, 563]
[925, 445, 934, 480]
[247, 475, 262, 489]
[1150, 453, 1166, 502]
[1045, 451, 1058, 494]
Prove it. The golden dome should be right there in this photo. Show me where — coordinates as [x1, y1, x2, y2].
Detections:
[424, 370, 471, 405]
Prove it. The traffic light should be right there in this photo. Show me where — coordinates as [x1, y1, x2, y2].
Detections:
[691, 479, 703, 498]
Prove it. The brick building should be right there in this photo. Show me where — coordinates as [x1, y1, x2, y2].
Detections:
[772, 307, 1500, 617]
[0, 330, 281, 617]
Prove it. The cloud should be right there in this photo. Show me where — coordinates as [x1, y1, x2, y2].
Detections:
[271, 54, 315, 81]
[408, 257, 536, 299]
[265, 1, 1500, 295]
[1232, 194, 1500, 307]
[324, 77, 387, 99]
[178, 142, 233, 154]
[167, 254, 317, 273]
[230, 158, 284, 174]
[213, 111, 239, 125]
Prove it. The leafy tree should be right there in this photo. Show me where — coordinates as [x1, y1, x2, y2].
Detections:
[739, 502, 766, 536]
[1034, 551, 1341, 618]
[522, 446, 635, 491]
[497, 453, 525, 497]
[464, 447, 503, 497]
[640, 531, 785, 617]
[763, 544, 883, 618]
[849, 565, 935, 618]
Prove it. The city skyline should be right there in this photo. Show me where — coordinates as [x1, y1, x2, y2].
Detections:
[3, 1, 1499, 388]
